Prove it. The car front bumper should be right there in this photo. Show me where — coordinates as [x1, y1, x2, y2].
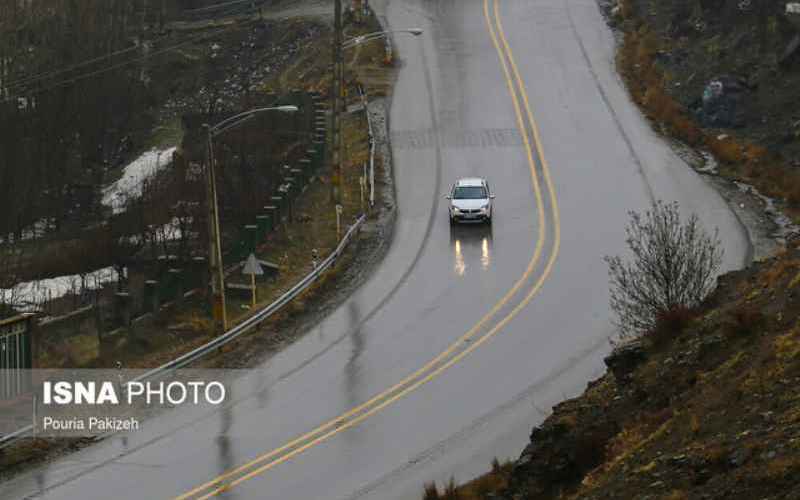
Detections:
[451, 212, 490, 223]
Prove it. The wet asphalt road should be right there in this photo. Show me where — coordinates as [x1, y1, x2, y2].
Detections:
[0, 0, 750, 499]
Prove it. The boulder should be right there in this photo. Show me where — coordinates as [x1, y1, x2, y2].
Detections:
[696, 76, 750, 127]
[604, 340, 646, 383]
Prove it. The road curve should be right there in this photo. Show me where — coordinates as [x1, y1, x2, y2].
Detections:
[0, 0, 749, 499]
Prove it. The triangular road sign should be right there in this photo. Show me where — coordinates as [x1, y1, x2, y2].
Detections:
[242, 253, 264, 276]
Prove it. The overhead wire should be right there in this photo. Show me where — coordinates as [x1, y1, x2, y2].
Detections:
[2, 1, 269, 91]
[2, 5, 266, 99]
[2, 44, 141, 90]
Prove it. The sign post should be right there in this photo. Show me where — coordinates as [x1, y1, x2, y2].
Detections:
[242, 253, 265, 308]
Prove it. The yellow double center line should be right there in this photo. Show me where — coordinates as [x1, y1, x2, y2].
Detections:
[177, 1, 560, 497]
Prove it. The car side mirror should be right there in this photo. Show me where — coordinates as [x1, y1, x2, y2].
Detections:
[445, 195, 452, 200]
[490, 194, 496, 199]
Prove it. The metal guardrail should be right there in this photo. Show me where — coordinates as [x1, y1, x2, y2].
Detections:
[0, 214, 366, 449]
[0, 423, 29, 448]
[357, 85, 376, 207]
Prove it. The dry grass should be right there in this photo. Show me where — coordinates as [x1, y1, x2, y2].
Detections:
[774, 325, 800, 361]
[700, 444, 728, 466]
[650, 307, 695, 348]
[605, 426, 646, 464]
[618, 24, 800, 218]
[725, 305, 764, 338]
[689, 414, 701, 435]
[707, 137, 745, 165]
[760, 258, 800, 288]
[760, 456, 800, 481]
[422, 459, 512, 500]
[663, 490, 689, 500]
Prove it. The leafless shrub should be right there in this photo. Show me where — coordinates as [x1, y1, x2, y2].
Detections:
[605, 201, 723, 339]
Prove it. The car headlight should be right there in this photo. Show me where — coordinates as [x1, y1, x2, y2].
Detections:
[452, 207, 461, 213]
[479, 204, 489, 212]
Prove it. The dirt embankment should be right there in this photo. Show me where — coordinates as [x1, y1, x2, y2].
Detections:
[429, 242, 800, 500]
[606, 0, 800, 225]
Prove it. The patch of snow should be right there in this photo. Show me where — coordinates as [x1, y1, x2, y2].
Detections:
[0, 267, 121, 312]
[122, 217, 194, 246]
[154, 217, 192, 242]
[0, 218, 54, 244]
[734, 181, 800, 245]
[102, 147, 177, 214]
[696, 150, 719, 174]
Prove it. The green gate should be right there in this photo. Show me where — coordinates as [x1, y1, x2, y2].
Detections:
[0, 314, 33, 400]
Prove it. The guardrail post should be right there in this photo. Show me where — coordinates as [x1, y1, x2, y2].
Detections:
[305, 148, 317, 171]
[271, 196, 284, 224]
[168, 269, 184, 302]
[291, 168, 305, 187]
[244, 224, 258, 252]
[192, 256, 207, 291]
[263, 205, 278, 232]
[29, 316, 41, 369]
[144, 280, 160, 313]
[299, 157, 313, 177]
[93, 302, 105, 345]
[315, 125, 326, 142]
[115, 292, 132, 328]
[156, 254, 169, 277]
[284, 178, 296, 221]
[312, 140, 326, 169]
[256, 215, 270, 241]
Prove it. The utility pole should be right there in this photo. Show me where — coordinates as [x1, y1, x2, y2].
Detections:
[204, 125, 228, 334]
[201, 106, 296, 335]
[331, 0, 344, 203]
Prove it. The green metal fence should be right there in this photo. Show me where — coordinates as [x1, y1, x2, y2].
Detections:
[0, 315, 33, 400]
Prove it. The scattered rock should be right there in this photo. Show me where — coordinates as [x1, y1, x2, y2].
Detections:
[698, 334, 724, 356]
[696, 76, 750, 128]
[604, 340, 646, 383]
[668, 454, 690, 467]
[728, 447, 752, 468]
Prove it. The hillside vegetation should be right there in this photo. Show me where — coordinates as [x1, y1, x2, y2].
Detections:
[427, 240, 800, 499]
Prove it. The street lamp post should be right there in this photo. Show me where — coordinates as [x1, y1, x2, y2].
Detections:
[330, 23, 422, 203]
[203, 105, 298, 334]
[341, 29, 423, 49]
[331, 0, 344, 204]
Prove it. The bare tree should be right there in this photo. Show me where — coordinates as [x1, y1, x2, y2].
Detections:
[605, 201, 723, 339]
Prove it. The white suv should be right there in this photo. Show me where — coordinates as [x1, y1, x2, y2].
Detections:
[446, 177, 494, 225]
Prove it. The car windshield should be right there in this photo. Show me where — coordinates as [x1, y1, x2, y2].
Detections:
[453, 186, 487, 200]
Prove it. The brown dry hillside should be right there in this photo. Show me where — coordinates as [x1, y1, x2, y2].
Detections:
[608, 0, 800, 219]
[425, 242, 800, 500]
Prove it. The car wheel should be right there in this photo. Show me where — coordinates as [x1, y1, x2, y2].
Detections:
[449, 215, 456, 226]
